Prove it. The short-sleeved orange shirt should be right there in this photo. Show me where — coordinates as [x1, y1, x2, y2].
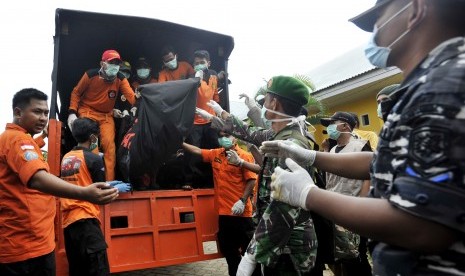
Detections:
[201, 145, 256, 217]
[0, 123, 55, 263]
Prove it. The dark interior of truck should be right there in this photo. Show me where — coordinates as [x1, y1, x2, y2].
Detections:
[52, 9, 235, 189]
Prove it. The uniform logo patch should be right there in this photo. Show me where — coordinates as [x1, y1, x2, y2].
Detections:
[24, 151, 39, 161]
[411, 127, 446, 165]
[108, 90, 117, 99]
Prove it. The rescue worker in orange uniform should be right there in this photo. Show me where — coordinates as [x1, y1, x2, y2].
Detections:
[0, 88, 118, 276]
[61, 117, 110, 276]
[131, 57, 158, 90]
[158, 45, 195, 82]
[184, 49, 221, 188]
[182, 131, 258, 276]
[67, 49, 137, 181]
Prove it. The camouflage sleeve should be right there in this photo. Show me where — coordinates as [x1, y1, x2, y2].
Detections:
[222, 114, 274, 147]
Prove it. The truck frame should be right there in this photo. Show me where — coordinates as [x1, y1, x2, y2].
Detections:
[48, 8, 234, 275]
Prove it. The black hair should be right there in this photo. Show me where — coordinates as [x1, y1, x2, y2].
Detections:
[161, 45, 176, 57]
[12, 88, 48, 110]
[433, 0, 465, 32]
[268, 93, 301, 117]
[71, 118, 100, 143]
[193, 50, 210, 61]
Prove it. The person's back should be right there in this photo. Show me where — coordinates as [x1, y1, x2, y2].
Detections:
[60, 117, 110, 276]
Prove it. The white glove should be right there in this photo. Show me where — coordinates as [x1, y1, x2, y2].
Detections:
[231, 199, 245, 215]
[130, 107, 137, 117]
[206, 100, 224, 116]
[260, 140, 317, 166]
[236, 252, 257, 276]
[195, 107, 213, 121]
[67, 113, 77, 131]
[271, 158, 317, 210]
[238, 93, 257, 110]
[195, 70, 204, 79]
[134, 90, 141, 99]
[113, 109, 124, 118]
[226, 150, 243, 166]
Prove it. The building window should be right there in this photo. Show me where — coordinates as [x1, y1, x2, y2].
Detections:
[361, 114, 370, 126]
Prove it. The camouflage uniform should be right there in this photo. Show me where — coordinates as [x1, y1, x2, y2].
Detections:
[223, 115, 318, 275]
[370, 37, 465, 275]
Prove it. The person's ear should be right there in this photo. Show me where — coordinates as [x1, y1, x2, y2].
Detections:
[408, 0, 427, 29]
[13, 107, 22, 119]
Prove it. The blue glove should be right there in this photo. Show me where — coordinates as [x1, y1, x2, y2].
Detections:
[107, 181, 132, 193]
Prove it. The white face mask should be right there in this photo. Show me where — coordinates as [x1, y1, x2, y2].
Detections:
[164, 57, 178, 70]
[364, 2, 413, 68]
[137, 69, 150, 79]
[261, 105, 309, 135]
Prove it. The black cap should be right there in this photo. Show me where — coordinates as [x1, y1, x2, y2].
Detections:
[349, 0, 392, 32]
[320, 112, 357, 130]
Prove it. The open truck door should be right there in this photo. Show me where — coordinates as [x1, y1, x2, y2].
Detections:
[49, 8, 234, 275]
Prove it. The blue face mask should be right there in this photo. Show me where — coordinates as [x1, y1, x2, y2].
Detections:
[104, 63, 120, 77]
[364, 2, 413, 68]
[194, 63, 208, 72]
[89, 135, 98, 151]
[377, 104, 383, 119]
[165, 57, 178, 70]
[327, 124, 341, 140]
[218, 137, 233, 149]
[137, 68, 150, 79]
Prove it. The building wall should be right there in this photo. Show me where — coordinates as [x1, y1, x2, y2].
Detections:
[312, 92, 383, 145]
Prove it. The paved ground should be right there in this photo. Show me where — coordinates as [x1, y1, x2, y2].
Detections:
[113, 258, 334, 276]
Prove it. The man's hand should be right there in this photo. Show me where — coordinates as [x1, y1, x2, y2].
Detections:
[67, 114, 77, 131]
[207, 100, 224, 116]
[238, 93, 257, 110]
[231, 199, 245, 215]
[41, 125, 49, 138]
[83, 182, 119, 205]
[226, 150, 243, 166]
[195, 107, 213, 121]
[113, 109, 124, 118]
[260, 140, 317, 166]
[237, 252, 257, 276]
[271, 158, 317, 210]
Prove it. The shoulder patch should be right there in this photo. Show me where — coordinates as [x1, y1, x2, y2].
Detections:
[21, 144, 35, 150]
[411, 127, 447, 166]
[24, 150, 39, 161]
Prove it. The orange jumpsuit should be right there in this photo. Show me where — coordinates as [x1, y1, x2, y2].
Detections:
[194, 73, 219, 125]
[157, 61, 195, 82]
[0, 124, 54, 263]
[69, 69, 136, 180]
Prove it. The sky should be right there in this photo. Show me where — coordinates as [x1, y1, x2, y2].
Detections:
[0, 0, 375, 132]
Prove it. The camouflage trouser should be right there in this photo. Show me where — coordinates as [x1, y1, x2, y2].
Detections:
[252, 200, 317, 274]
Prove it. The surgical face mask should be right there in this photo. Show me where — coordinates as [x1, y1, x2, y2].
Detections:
[137, 68, 150, 79]
[326, 124, 343, 140]
[377, 104, 383, 119]
[89, 135, 99, 151]
[194, 63, 208, 72]
[364, 2, 413, 68]
[165, 57, 178, 70]
[218, 136, 233, 149]
[260, 106, 272, 129]
[104, 63, 120, 78]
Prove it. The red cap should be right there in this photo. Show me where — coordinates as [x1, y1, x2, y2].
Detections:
[102, 50, 121, 62]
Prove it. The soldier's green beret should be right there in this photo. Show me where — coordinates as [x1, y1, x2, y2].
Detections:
[266, 76, 310, 106]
